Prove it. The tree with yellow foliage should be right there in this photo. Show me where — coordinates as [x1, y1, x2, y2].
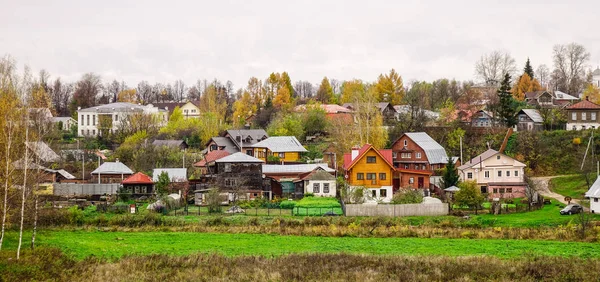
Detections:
[583, 84, 600, 104]
[273, 87, 293, 112]
[374, 69, 405, 104]
[232, 90, 256, 127]
[340, 79, 366, 104]
[117, 89, 137, 103]
[512, 73, 542, 101]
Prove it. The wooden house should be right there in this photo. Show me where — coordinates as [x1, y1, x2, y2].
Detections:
[251, 136, 308, 163]
[122, 172, 154, 198]
[343, 144, 395, 203]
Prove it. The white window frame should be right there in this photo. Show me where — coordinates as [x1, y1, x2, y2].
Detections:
[467, 172, 473, 179]
[323, 183, 330, 194]
[484, 171, 490, 178]
[592, 112, 597, 121]
[416, 152, 421, 159]
[572, 112, 577, 120]
[582, 112, 587, 121]
[313, 183, 320, 193]
[403, 140, 408, 146]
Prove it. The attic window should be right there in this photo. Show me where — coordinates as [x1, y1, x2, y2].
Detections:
[403, 140, 408, 147]
[496, 156, 500, 160]
[366, 156, 376, 163]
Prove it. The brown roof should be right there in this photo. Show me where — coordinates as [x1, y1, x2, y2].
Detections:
[193, 150, 231, 167]
[524, 91, 548, 100]
[566, 100, 600, 110]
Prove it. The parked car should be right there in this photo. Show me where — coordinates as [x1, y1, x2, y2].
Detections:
[560, 204, 583, 215]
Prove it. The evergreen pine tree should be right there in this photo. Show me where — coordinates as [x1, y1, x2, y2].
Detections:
[496, 73, 518, 127]
[441, 157, 459, 189]
[524, 58, 534, 79]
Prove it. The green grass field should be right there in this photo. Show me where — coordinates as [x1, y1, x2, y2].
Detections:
[3, 230, 600, 261]
[550, 174, 596, 199]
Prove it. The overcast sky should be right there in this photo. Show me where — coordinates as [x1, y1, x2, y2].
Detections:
[1, 0, 599, 89]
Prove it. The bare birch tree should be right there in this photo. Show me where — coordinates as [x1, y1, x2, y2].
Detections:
[551, 43, 590, 94]
[475, 50, 517, 86]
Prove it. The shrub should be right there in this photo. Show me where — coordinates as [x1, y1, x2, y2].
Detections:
[68, 206, 84, 225]
[304, 193, 315, 197]
[392, 189, 424, 204]
[280, 200, 297, 210]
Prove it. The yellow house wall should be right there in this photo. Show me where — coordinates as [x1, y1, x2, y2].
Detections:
[252, 148, 302, 162]
[347, 150, 394, 188]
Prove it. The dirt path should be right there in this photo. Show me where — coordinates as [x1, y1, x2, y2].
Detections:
[531, 176, 586, 209]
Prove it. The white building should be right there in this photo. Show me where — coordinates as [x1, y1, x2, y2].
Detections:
[593, 68, 600, 88]
[77, 102, 167, 137]
[294, 167, 337, 197]
[585, 177, 600, 214]
[53, 117, 77, 131]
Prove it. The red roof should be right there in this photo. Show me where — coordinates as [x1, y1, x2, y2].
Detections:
[343, 144, 394, 171]
[122, 172, 153, 185]
[567, 100, 600, 110]
[194, 150, 231, 167]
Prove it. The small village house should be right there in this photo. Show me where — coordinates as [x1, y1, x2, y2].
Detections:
[262, 163, 336, 198]
[53, 117, 77, 131]
[469, 110, 495, 127]
[193, 150, 231, 174]
[343, 144, 395, 203]
[77, 102, 167, 137]
[204, 129, 269, 155]
[525, 91, 554, 108]
[251, 136, 308, 163]
[121, 172, 154, 198]
[294, 167, 337, 197]
[457, 149, 526, 198]
[154, 101, 201, 119]
[566, 98, 600, 130]
[91, 161, 134, 183]
[152, 139, 189, 150]
[586, 177, 600, 214]
[516, 109, 544, 132]
[205, 136, 239, 154]
[194, 152, 266, 204]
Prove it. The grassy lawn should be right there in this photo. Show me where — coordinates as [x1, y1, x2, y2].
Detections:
[550, 174, 596, 199]
[3, 230, 600, 261]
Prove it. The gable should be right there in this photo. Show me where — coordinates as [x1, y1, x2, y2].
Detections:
[478, 153, 526, 169]
[345, 146, 394, 171]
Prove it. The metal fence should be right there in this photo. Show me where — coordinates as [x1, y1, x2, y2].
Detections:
[53, 183, 120, 196]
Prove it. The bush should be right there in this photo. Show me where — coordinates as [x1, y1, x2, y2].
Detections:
[280, 200, 297, 210]
[304, 193, 315, 197]
[392, 189, 424, 204]
[68, 206, 84, 225]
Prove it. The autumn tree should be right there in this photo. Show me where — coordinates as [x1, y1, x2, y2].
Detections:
[199, 82, 228, 122]
[374, 69, 405, 105]
[552, 43, 590, 94]
[246, 77, 265, 109]
[316, 77, 334, 103]
[475, 50, 517, 86]
[273, 86, 293, 112]
[512, 73, 542, 101]
[455, 180, 485, 214]
[583, 84, 600, 104]
[232, 90, 256, 127]
[340, 79, 365, 104]
[117, 89, 137, 103]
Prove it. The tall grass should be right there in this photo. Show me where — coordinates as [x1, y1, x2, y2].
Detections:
[2, 248, 600, 281]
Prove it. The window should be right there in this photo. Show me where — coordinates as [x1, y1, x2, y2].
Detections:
[507, 188, 513, 193]
[357, 173, 364, 180]
[484, 171, 490, 178]
[278, 152, 285, 158]
[496, 155, 500, 160]
[416, 152, 421, 159]
[323, 183, 330, 193]
[313, 183, 320, 193]
[114, 114, 118, 121]
[366, 173, 376, 180]
[134, 186, 140, 193]
[409, 177, 414, 184]
[81, 130, 84, 135]
[86, 129, 89, 135]
[86, 115, 90, 126]
[366, 156, 376, 163]
[422, 165, 427, 170]
[404, 164, 409, 169]
[572, 112, 577, 121]
[404, 140, 408, 146]
[593, 112, 597, 121]
[92, 115, 96, 126]
[498, 171, 502, 177]
[582, 112, 587, 120]
[506, 171, 511, 177]
[515, 170, 519, 177]
[493, 188, 498, 193]
[224, 163, 232, 172]
[210, 144, 218, 151]
[401, 153, 411, 158]
[141, 187, 147, 194]
[379, 173, 386, 180]
[595, 198, 598, 202]
[467, 172, 473, 179]
[499, 188, 505, 194]
[573, 125, 577, 130]
[380, 189, 387, 198]
[80, 116, 84, 126]
[92, 130, 95, 135]
[371, 190, 377, 198]
[481, 186, 488, 193]
[392, 152, 397, 159]
[582, 125, 587, 130]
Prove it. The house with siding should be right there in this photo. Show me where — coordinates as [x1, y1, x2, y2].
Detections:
[294, 168, 337, 197]
[457, 149, 527, 198]
[262, 164, 335, 198]
[566, 99, 600, 130]
[343, 144, 395, 203]
[516, 109, 544, 132]
[91, 161, 134, 183]
[251, 136, 308, 163]
[122, 172, 154, 198]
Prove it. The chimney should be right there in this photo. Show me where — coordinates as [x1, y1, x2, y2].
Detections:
[115, 158, 120, 163]
[351, 145, 361, 161]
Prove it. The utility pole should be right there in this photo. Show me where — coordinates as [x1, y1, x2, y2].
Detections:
[459, 136, 463, 164]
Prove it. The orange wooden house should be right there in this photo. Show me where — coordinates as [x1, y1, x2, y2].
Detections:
[343, 144, 395, 203]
